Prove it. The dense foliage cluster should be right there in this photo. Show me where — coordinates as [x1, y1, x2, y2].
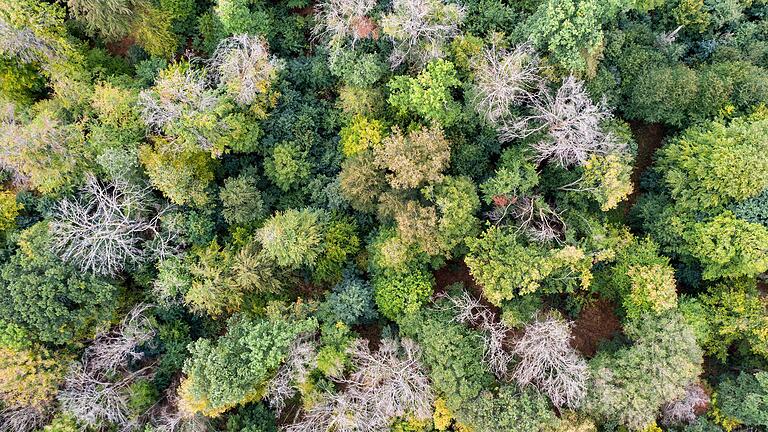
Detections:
[1, 0, 767, 431]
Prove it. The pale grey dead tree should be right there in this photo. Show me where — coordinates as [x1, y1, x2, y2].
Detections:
[148, 382, 210, 432]
[501, 75, 625, 168]
[138, 67, 225, 155]
[441, 291, 514, 379]
[284, 338, 433, 432]
[59, 304, 157, 430]
[209, 35, 282, 106]
[85, 303, 156, 373]
[660, 383, 709, 426]
[512, 314, 588, 409]
[50, 175, 176, 277]
[266, 334, 319, 415]
[312, 0, 377, 47]
[509, 196, 566, 243]
[0, 19, 61, 64]
[472, 44, 542, 126]
[381, 0, 465, 68]
[0, 405, 47, 432]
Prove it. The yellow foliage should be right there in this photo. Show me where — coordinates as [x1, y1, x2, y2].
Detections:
[432, 398, 452, 431]
[0, 346, 63, 409]
[0, 191, 22, 232]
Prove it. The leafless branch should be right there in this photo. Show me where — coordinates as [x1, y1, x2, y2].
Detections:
[660, 383, 709, 426]
[0, 405, 48, 432]
[312, 0, 377, 47]
[209, 35, 281, 106]
[511, 314, 588, 409]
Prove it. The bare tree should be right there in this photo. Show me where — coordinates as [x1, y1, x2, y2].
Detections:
[0, 405, 47, 432]
[0, 19, 61, 64]
[312, 0, 377, 47]
[85, 303, 156, 372]
[58, 304, 157, 429]
[660, 383, 709, 426]
[472, 44, 542, 126]
[381, 0, 464, 68]
[50, 175, 176, 277]
[138, 66, 225, 155]
[148, 382, 211, 432]
[512, 314, 588, 409]
[442, 291, 514, 379]
[209, 35, 281, 106]
[501, 75, 625, 168]
[284, 338, 433, 432]
[266, 334, 318, 415]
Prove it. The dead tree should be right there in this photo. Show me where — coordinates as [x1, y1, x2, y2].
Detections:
[511, 314, 588, 409]
[209, 35, 281, 106]
[50, 175, 176, 277]
[660, 383, 710, 426]
[312, 0, 377, 47]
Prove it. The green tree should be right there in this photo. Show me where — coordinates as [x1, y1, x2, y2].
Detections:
[684, 212, 768, 280]
[716, 372, 768, 429]
[256, 209, 327, 269]
[181, 315, 317, 416]
[220, 174, 266, 226]
[373, 265, 434, 321]
[585, 312, 703, 431]
[657, 115, 768, 211]
[0, 223, 119, 345]
[701, 281, 768, 362]
[387, 59, 462, 127]
[264, 142, 312, 191]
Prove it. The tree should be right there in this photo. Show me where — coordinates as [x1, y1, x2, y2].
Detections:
[701, 282, 768, 362]
[716, 372, 768, 429]
[471, 43, 542, 126]
[511, 314, 588, 409]
[0, 346, 63, 432]
[338, 151, 388, 213]
[373, 266, 434, 321]
[684, 212, 768, 280]
[565, 153, 634, 211]
[318, 274, 378, 326]
[66, 0, 141, 40]
[339, 115, 383, 158]
[180, 315, 317, 416]
[660, 384, 710, 427]
[381, 0, 464, 68]
[0, 223, 119, 345]
[257, 209, 327, 269]
[502, 75, 626, 168]
[373, 125, 451, 189]
[49, 175, 176, 277]
[465, 227, 592, 305]
[657, 115, 768, 211]
[312, 0, 377, 47]
[264, 142, 312, 191]
[210, 35, 281, 108]
[219, 174, 265, 226]
[585, 312, 703, 431]
[388, 59, 462, 127]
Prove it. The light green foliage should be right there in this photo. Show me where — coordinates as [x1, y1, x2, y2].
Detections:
[526, 0, 607, 75]
[479, 147, 539, 203]
[314, 217, 360, 285]
[684, 212, 768, 280]
[0, 345, 64, 410]
[596, 237, 678, 319]
[220, 174, 266, 226]
[0, 223, 118, 345]
[0, 191, 21, 232]
[658, 115, 768, 211]
[429, 176, 481, 256]
[182, 315, 317, 415]
[264, 142, 312, 191]
[127, 379, 160, 419]
[40, 413, 79, 432]
[256, 209, 326, 269]
[388, 60, 462, 127]
[579, 154, 634, 211]
[465, 227, 592, 305]
[701, 281, 768, 362]
[716, 372, 768, 428]
[585, 312, 703, 431]
[373, 266, 434, 321]
[318, 274, 377, 326]
[185, 240, 284, 317]
[373, 125, 451, 190]
[138, 138, 217, 207]
[339, 115, 383, 158]
[329, 50, 387, 88]
[0, 59, 45, 105]
[215, 0, 273, 36]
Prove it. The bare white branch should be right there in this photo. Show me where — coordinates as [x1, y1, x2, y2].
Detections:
[660, 383, 709, 426]
[472, 44, 542, 125]
[312, 0, 377, 47]
[85, 303, 156, 373]
[381, 0, 464, 68]
[209, 35, 281, 106]
[0, 405, 48, 432]
[267, 334, 318, 415]
[50, 175, 177, 277]
[501, 76, 625, 168]
[511, 314, 588, 409]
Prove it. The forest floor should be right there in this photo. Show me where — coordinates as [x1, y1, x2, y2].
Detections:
[625, 121, 667, 209]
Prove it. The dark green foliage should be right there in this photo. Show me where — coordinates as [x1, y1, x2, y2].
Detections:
[225, 402, 278, 432]
[0, 223, 119, 345]
[716, 372, 768, 428]
[318, 274, 378, 325]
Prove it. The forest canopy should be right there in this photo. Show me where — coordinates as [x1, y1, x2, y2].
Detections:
[1, 0, 767, 431]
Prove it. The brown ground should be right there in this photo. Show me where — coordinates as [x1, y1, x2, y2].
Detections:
[570, 298, 622, 357]
[106, 36, 135, 57]
[626, 121, 667, 210]
[432, 259, 501, 314]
